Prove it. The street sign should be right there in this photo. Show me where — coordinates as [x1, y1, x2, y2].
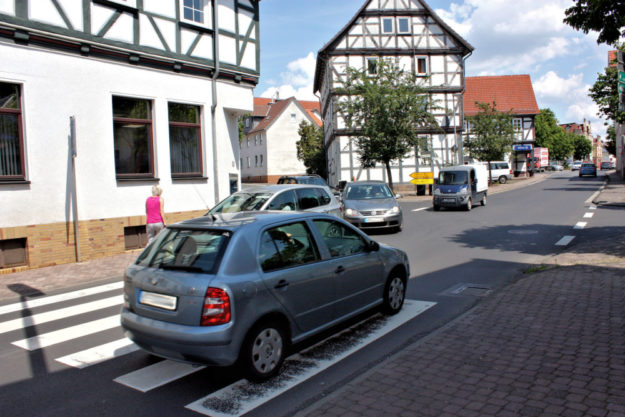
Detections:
[410, 172, 433, 179]
[410, 178, 433, 185]
[620, 83, 625, 94]
[513, 144, 532, 152]
[619, 71, 625, 84]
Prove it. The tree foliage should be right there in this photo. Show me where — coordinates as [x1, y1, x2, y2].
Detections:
[296, 121, 327, 178]
[606, 125, 617, 156]
[572, 133, 593, 160]
[535, 108, 574, 162]
[463, 101, 514, 182]
[564, 0, 625, 45]
[589, 62, 625, 125]
[337, 59, 439, 190]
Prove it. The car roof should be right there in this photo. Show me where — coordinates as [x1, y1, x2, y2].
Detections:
[239, 184, 329, 193]
[172, 211, 330, 230]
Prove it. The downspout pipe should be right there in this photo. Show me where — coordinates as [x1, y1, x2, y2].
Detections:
[211, 0, 220, 202]
[459, 50, 473, 165]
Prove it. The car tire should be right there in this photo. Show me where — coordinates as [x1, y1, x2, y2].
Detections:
[481, 194, 486, 206]
[498, 176, 507, 184]
[465, 198, 472, 211]
[382, 274, 406, 315]
[433, 204, 440, 211]
[242, 321, 287, 382]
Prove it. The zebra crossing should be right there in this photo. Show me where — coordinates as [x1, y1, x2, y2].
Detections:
[1, 281, 436, 416]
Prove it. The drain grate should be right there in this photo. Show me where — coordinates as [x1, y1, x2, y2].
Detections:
[443, 283, 492, 297]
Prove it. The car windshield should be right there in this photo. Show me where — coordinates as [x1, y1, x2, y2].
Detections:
[209, 192, 271, 213]
[345, 184, 393, 200]
[582, 164, 594, 168]
[438, 171, 468, 185]
[135, 229, 230, 274]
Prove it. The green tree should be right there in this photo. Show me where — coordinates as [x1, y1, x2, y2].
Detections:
[589, 63, 625, 125]
[564, 0, 625, 45]
[535, 108, 575, 162]
[463, 101, 514, 183]
[337, 59, 439, 191]
[296, 121, 327, 178]
[606, 125, 617, 156]
[550, 131, 575, 162]
[572, 133, 593, 160]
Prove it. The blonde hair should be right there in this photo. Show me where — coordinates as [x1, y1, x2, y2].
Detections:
[151, 185, 162, 196]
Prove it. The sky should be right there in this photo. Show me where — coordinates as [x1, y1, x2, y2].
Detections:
[255, 0, 614, 138]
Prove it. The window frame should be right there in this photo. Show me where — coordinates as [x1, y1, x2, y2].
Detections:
[258, 221, 321, 272]
[415, 56, 428, 77]
[112, 96, 155, 179]
[397, 17, 411, 34]
[180, 0, 211, 29]
[312, 219, 368, 259]
[367, 57, 378, 75]
[168, 102, 203, 178]
[0, 81, 26, 181]
[382, 17, 394, 34]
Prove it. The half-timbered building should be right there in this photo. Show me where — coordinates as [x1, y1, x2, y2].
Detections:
[314, 0, 473, 189]
[0, 0, 259, 271]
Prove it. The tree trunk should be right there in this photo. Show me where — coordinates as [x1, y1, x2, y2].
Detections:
[384, 161, 394, 192]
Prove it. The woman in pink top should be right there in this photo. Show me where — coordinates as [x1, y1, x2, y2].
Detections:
[146, 185, 166, 243]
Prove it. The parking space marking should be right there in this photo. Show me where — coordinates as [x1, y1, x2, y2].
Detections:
[0, 282, 123, 316]
[186, 299, 436, 417]
[0, 295, 122, 334]
[114, 360, 205, 392]
[555, 236, 576, 246]
[56, 338, 139, 369]
[583, 212, 594, 218]
[11, 315, 120, 351]
[574, 222, 587, 230]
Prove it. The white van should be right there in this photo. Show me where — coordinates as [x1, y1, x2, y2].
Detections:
[488, 161, 512, 184]
[433, 164, 488, 211]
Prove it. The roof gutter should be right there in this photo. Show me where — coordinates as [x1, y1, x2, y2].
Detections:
[211, 0, 221, 202]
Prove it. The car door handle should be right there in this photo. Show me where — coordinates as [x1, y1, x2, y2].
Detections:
[334, 266, 346, 274]
[274, 280, 289, 289]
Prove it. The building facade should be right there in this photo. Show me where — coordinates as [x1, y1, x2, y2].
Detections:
[240, 97, 322, 183]
[0, 0, 260, 272]
[314, 0, 473, 189]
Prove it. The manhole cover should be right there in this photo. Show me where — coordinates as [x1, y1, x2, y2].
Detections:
[508, 229, 539, 235]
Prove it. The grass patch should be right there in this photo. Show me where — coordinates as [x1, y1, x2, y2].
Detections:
[523, 264, 553, 274]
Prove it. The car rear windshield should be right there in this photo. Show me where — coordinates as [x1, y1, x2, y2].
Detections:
[582, 164, 594, 168]
[135, 229, 230, 274]
[438, 171, 468, 185]
[209, 192, 271, 213]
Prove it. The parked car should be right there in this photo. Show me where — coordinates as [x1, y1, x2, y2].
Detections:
[548, 162, 564, 171]
[601, 161, 615, 170]
[488, 161, 512, 184]
[571, 161, 582, 171]
[208, 184, 341, 217]
[120, 211, 409, 381]
[341, 181, 403, 232]
[277, 174, 328, 187]
[579, 163, 597, 177]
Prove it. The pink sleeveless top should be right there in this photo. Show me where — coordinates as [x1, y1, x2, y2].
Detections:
[146, 196, 163, 224]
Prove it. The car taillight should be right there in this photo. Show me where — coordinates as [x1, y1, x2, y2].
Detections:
[201, 288, 231, 326]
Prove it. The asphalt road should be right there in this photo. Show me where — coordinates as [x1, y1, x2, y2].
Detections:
[0, 171, 609, 417]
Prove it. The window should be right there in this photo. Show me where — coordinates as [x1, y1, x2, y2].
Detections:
[295, 188, 330, 210]
[168, 102, 202, 177]
[0, 238, 27, 268]
[124, 226, 148, 250]
[312, 220, 366, 258]
[254, 136, 258, 146]
[398, 18, 410, 34]
[259, 222, 319, 272]
[260, 154, 263, 166]
[290, 113, 297, 123]
[266, 190, 297, 211]
[0, 82, 25, 180]
[246, 157, 250, 168]
[382, 18, 393, 33]
[112, 96, 154, 178]
[367, 57, 378, 75]
[416, 57, 428, 76]
[260, 136, 263, 145]
[513, 119, 523, 140]
[182, 0, 205, 24]
[255, 155, 258, 167]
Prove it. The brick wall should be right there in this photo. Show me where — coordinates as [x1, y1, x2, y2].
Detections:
[0, 209, 206, 274]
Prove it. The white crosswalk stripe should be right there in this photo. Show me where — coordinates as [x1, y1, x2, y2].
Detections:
[114, 360, 205, 392]
[55, 338, 140, 369]
[11, 315, 120, 351]
[0, 295, 122, 334]
[0, 282, 123, 316]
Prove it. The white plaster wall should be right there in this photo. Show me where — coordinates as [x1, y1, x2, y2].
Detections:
[0, 43, 252, 227]
[265, 102, 309, 176]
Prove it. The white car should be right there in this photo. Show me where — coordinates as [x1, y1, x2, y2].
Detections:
[571, 161, 582, 171]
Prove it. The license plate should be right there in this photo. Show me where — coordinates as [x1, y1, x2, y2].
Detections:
[443, 198, 455, 203]
[364, 217, 384, 223]
[139, 291, 177, 311]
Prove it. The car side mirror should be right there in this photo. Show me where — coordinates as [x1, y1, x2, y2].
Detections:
[367, 240, 380, 252]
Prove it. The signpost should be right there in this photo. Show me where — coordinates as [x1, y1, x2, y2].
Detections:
[410, 172, 433, 185]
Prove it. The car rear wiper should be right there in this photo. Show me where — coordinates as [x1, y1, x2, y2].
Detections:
[159, 265, 204, 272]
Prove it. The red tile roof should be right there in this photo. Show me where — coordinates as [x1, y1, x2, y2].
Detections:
[252, 97, 273, 117]
[609, 50, 618, 68]
[248, 97, 322, 134]
[299, 100, 322, 126]
[464, 75, 540, 117]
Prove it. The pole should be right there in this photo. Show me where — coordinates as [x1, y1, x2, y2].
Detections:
[70, 116, 81, 262]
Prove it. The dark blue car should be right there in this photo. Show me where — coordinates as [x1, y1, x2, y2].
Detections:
[579, 163, 597, 177]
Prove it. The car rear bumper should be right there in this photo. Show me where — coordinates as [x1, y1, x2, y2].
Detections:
[120, 308, 240, 366]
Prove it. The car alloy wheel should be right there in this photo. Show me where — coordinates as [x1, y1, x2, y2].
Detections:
[383, 275, 406, 315]
[465, 198, 472, 211]
[244, 322, 286, 382]
[481, 195, 486, 206]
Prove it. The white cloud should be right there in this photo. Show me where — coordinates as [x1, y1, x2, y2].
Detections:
[259, 52, 318, 101]
[534, 71, 586, 100]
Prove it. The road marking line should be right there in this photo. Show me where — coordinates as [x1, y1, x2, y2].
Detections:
[186, 300, 436, 417]
[0, 282, 123, 316]
[56, 338, 139, 369]
[11, 315, 120, 351]
[0, 295, 122, 334]
[574, 222, 587, 230]
[589, 206, 597, 210]
[555, 236, 576, 246]
[114, 360, 205, 392]
[583, 212, 594, 218]
[412, 207, 428, 212]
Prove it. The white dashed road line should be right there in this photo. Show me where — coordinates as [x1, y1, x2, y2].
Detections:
[114, 360, 205, 393]
[412, 207, 428, 212]
[574, 222, 587, 230]
[555, 235, 576, 246]
[583, 212, 594, 218]
[56, 338, 140, 369]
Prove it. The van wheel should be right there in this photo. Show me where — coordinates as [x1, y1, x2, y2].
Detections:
[481, 195, 486, 206]
[465, 198, 472, 211]
[498, 176, 507, 184]
[242, 321, 287, 382]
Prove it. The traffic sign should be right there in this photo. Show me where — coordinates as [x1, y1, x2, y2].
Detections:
[410, 178, 433, 185]
[410, 172, 433, 179]
[619, 71, 625, 84]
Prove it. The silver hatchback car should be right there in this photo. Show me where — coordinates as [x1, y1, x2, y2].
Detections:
[342, 181, 403, 232]
[120, 211, 409, 381]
